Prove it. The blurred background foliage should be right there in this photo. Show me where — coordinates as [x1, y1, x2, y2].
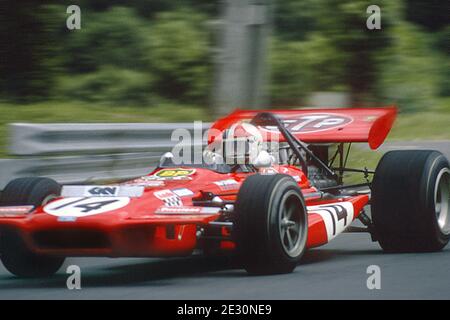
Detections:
[0, 0, 448, 113]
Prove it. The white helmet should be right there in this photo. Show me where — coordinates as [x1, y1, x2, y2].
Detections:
[221, 122, 265, 165]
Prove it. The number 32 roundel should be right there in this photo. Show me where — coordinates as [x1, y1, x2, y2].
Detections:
[44, 197, 130, 217]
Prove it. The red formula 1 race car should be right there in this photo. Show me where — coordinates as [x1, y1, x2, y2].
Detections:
[0, 107, 449, 277]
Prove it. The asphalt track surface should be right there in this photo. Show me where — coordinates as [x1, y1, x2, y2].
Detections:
[0, 141, 449, 300]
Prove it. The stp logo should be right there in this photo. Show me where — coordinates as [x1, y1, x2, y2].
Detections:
[261, 114, 353, 134]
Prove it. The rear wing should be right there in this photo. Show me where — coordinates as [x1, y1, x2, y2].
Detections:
[209, 107, 397, 150]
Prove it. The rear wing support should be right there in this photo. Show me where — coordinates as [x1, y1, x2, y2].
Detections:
[251, 112, 337, 180]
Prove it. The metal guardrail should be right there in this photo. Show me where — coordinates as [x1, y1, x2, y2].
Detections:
[9, 123, 211, 156]
[0, 123, 211, 189]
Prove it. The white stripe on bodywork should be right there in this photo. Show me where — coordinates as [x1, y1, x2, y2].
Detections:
[307, 202, 354, 241]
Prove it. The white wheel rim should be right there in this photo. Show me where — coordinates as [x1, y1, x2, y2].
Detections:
[435, 168, 450, 235]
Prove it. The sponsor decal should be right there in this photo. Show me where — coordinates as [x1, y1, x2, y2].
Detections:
[154, 189, 183, 207]
[84, 186, 119, 197]
[142, 175, 193, 181]
[44, 197, 130, 217]
[259, 167, 278, 175]
[214, 179, 240, 191]
[307, 202, 354, 241]
[156, 206, 201, 214]
[124, 178, 165, 187]
[260, 113, 353, 134]
[0, 205, 34, 217]
[130, 214, 205, 220]
[154, 168, 196, 179]
[172, 188, 194, 197]
[58, 216, 78, 222]
[155, 206, 221, 215]
[62, 186, 143, 198]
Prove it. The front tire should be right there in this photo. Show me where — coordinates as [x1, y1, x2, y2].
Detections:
[0, 177, 64, 277]
[0, 230, 65, 278]
[371, 150, 450, 252]
[1, 177, 62, 206]
[234, 174, 308, 275]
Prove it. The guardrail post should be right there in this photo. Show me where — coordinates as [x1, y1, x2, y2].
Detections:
[213, 0, 272, 116]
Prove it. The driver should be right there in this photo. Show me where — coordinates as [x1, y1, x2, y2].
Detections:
[204, 122, 274, 168]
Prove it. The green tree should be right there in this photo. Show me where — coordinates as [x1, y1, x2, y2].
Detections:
[405, 0, 449, 32]
[377, 22, 443, 111]
[435, 26, 450, 96]
[148, 9, 212, 104]
[57, 66, 154, 105]
[62, 7, 152, 73]
[312, 0, 393, 104]
[0, 2, 60, 101]
[273, 0, 318, 41]
[269, 39, 314, 106]
[74, 0, 217, 18]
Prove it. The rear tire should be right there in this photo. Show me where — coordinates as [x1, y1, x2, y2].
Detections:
[0, 177, 64, 277]
[234, 174, 308, 275]
[371, 150, 450, 252]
